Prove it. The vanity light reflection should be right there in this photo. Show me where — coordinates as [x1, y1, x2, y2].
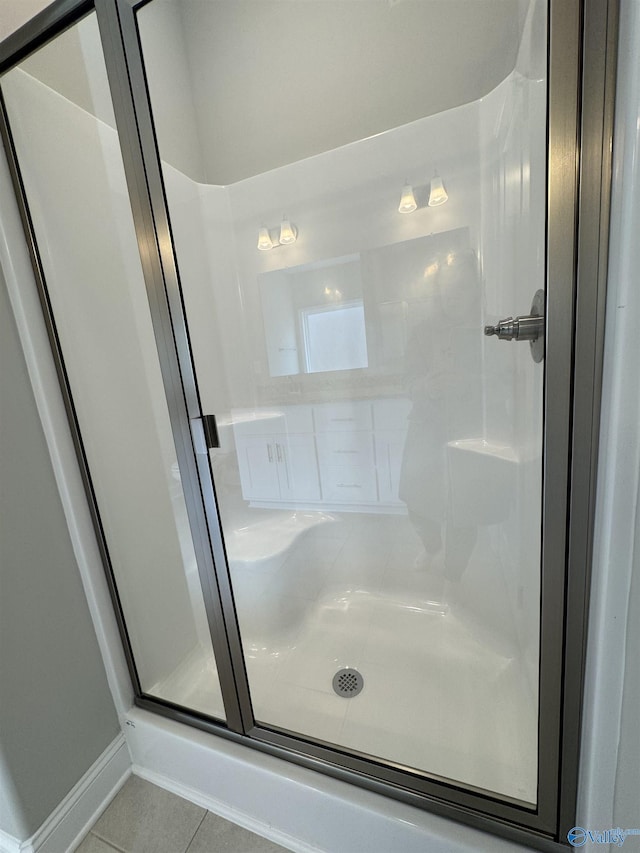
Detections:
[428, 172, 448, 206]
[257, 217, 298, 250]
[398, 182, 418, 213]
[398, 173, 449, 212]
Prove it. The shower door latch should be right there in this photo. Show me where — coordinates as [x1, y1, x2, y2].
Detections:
[484, 289, 545, 363]
[191, 414, 220, 452]
[201, 414, 220, 449]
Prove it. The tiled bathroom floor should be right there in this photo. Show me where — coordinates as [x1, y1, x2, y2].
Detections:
[76, 775, 289, 853]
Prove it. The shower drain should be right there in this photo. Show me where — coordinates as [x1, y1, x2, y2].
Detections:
[332, 668, 364, 698]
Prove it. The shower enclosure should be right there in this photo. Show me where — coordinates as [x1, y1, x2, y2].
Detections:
[0, 0, 616, 848]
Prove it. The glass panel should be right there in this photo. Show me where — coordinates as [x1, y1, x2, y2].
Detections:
[1, 13, 225, 720]
[138, 0, 546, 803]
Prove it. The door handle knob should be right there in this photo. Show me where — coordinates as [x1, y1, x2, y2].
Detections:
[484, 289, 545, 362]
[484, 314, 544, 342]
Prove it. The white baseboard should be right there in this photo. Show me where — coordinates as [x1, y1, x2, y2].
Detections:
[9, 735, 131, 853]
[124, 709, 530, 853]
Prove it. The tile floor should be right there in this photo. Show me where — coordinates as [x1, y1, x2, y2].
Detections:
[77, 775, 289, 853]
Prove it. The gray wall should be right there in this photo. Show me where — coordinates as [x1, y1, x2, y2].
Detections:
[0, 262, 120, 840]
[0, 0, 52, 38]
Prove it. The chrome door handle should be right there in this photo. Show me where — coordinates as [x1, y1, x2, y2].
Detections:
[484, 289, 545, 363]
[484, 315, 543, 342]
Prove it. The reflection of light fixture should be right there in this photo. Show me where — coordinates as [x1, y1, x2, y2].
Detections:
[397, 172, 448, 213]
[279, 216, 297, 245]
[398, 182, 418, 213]
[428, 173, 448, 206]
[323, 286, 342, 300]
[256, 217, 298, 251]
[257, 226, 275, 251]
[423, 260, 440, 279]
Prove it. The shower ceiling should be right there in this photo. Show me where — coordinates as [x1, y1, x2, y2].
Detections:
[17, 1, 527, 186]
[164, 0, 529, 183]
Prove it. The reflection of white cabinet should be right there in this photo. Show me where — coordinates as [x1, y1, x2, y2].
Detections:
[375, 431, 406, 504]
[372, 399, 412, 506]
[276, 434, 322, 502]
[233, 406, 320, 504]
[315, 401, 377, 504]
[235, 433, 321, 503]
[314, 401, 373, 433]
[232, 399, 410, 512]
[235, 435, 279, 501]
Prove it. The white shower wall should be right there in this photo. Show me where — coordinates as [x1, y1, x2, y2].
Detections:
[477, 0, 546, 692]
[162, 86, 543, 690]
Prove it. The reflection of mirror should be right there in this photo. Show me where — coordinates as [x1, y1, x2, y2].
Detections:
[301, 300, 368, 374]
[260, 228, 475, 379]
[260, 254, 365, 377]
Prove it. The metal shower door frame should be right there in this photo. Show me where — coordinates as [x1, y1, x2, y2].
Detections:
[0, 0, 618, 847]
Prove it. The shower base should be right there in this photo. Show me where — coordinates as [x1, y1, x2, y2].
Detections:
[152, 508, 538, 805]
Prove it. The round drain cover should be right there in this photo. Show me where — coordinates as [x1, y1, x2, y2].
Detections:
[332, 668, 364, 698]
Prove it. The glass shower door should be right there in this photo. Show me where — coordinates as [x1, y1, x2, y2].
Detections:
[0, 12, 227, 721]
[136, 0, 546, 807]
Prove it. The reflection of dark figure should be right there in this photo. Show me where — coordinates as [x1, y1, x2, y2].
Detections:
[398, 250, 480, 594]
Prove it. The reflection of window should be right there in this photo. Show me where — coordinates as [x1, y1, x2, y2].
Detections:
[301, 300, 368, 374]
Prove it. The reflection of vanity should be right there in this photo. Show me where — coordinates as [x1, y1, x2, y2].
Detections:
[259, 230, 475, 380]
[232, 398, 411, 513]
[260, 254, 369, 378]
[231, 406, 320, 504]
[243, 230, 475, 512]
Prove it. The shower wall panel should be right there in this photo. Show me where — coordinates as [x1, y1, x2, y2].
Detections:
[478, 0, 546, 694]
[222, 102, 482, 407]
[153, 65, 542, 674]
[161, 166, 233, 416]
